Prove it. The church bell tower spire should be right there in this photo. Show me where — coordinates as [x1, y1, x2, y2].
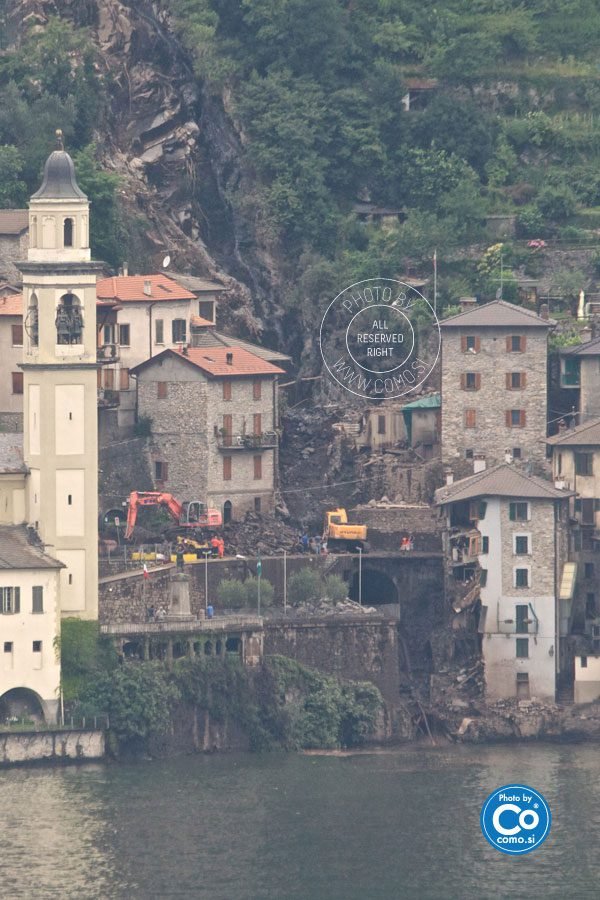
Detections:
[19, 133, 102, 619]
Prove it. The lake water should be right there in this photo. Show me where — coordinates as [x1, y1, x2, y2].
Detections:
[1, 743, 599, 899]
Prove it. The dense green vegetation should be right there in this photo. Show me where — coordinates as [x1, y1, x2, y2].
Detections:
[0, 18, 123, 266]
[171, 0, 600, 317]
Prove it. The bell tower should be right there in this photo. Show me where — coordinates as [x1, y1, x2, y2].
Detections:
[19, 132, 102, 619]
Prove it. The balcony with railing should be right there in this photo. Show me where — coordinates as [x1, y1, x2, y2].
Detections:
[97, 342, 120, 364]
[216, 431, 278, 451]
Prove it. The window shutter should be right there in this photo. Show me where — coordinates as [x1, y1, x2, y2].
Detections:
[521, 372, 527, 388]
[461, 336, 467, 352]
[253, 380, 262, 400]
[521, 335, 527, 351]
[505, 410, 512, 427]
[254, 455, 262, 479]
[119, 368, 130, 391]
[465, 409, 476, 427]
[253, 413, 261, 435]
[223, 456, 232, 480]
[223, 381, 232, 401]
[475, 373, 481, 390]
[157, 382, 167, 399]
[520, 410, 526, 427]
[14, 587, 20, 614]
[474, 337, 481, 352]
[506, 336, 512, 352]
[460, 373, 466, 389]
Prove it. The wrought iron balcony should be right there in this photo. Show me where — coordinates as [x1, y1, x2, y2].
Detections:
[216, 431, 278, 451]
[97, 342, 120, 364]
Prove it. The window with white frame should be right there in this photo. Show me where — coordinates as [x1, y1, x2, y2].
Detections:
[513, 533, 531, 556]
[0, 587, 20, 614]
[514, 567, 530, 588]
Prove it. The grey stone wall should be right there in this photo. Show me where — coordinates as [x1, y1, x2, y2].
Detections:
[98, 436, 154, 513]
[499, 498, 555, 596]
[136, 356, 278, 519]
[0, 730, 104, 766]
[0, 412, 23, 432]
[441, 326, 548, 467]
[0, 233, 28, 283]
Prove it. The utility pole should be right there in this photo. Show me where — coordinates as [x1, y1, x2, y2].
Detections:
[283, 549, 287, 615]
[358, 546, 362, 606]
[257, 556, 262, 616]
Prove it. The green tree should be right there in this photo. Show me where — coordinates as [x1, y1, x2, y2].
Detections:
[216, 578, 247, 609]
[288, 568, 323, 605]
[0, 145, 26, 206]
[244, 576, 274, 609]
[72, 145, 123, 267]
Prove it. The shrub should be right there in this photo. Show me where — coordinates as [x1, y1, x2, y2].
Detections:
[244, 576, 274, 609]
[537, 184, 577, 222]
[288, 568, 323, 604]
[134, 414, 152, 437]
[216, 579, 247, 609]
[516, 205, 545, 238]
[323, 574, 348, 602]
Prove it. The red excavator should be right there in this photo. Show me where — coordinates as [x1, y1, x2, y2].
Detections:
[125, 491, 222, 541]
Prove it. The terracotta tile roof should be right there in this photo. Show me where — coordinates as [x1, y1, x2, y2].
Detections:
[191, 329, 291, 363]
[0, 434, 25, 474]
[440, 300, 555, 329]
[0, 210, 28, 235]
[435, 464, 573, 506]
[546, 417, 600, 446]
[176, 347, 285, 377]
[0, 293, 22, 316]
[131, 347, 285, 378]
[190, 315, 215, 327]
[0, 525, 64, 570]
[96, 274, 196, 303]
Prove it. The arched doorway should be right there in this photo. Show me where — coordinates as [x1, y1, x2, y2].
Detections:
[223, 500, 233, 524]
[349, 568, 399, 606]
[0, 688, 46, 724]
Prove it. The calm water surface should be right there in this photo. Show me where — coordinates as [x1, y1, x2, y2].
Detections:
[2, 743, 600, 899]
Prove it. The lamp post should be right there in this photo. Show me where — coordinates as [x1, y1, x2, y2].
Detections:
[203, 552, 209, 611]
[257, 556, 262, 617]
[358, 546, 362, 606]
[283, 549, 287, 615]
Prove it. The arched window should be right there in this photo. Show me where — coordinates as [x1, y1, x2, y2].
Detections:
[56, 293, 83, 345]
[63, 218, 74, 247]
[26, 293, 39, 347]
[223, 500, 233, 524]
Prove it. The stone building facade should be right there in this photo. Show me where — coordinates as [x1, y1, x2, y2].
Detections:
[436, 464, 572, 702]
[132, 347, 284, 521]
[440, 301, 553, 470]
[0, 210, 28, 283]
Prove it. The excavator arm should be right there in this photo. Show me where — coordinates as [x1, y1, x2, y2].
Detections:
[125, 491, 184, 540]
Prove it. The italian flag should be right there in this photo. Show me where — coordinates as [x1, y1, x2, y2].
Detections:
[143, 563, 149, 579]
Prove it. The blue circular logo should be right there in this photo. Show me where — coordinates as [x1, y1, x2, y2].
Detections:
[480, 784, 551, 855]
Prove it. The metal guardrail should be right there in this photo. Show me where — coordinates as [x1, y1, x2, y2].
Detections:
[0, 714, 109, 733]
[216, 431, 278, 450]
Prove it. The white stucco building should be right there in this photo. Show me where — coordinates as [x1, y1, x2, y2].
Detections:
[436, 464, 572, 702]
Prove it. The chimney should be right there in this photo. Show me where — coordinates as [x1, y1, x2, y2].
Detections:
[444, 467, 454, 485]
[592, 316, 600, 340]
[459, 296, 477, 312]
[143, 279, 152, 297]
[226, 352, 233, 366]
[539, 303, 549, 320]
[581, 326, 592, 343]
[473, 453, 486, 474]
[504, 448, 513, 464]
[123, 261, 129, 277]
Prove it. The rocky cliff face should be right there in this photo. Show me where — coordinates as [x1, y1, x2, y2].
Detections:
[8, 0, 283, 345]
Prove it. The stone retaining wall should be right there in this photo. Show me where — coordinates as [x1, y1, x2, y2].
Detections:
[0, 729, 105, 766]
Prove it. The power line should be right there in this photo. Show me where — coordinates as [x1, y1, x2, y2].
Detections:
[279, 475, 379, 494]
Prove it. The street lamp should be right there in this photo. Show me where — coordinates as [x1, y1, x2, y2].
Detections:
[203, 551, 210, 611]
[358, 546, 362, 606]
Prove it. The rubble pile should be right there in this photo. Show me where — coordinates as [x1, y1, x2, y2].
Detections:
[274, 598, 379, 618]
[221, 513, 302, 557]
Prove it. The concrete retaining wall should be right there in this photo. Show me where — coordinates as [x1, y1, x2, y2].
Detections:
[0, 729, 105, 766]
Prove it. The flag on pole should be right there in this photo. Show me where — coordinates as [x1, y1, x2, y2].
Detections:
[143, 563, 149, 579]
[256, 557, 262, 577]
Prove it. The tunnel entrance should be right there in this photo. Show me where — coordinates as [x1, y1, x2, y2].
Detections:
[349, 568, 398, 606]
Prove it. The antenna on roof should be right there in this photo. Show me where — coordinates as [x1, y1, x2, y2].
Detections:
[162, 254, 171, 269]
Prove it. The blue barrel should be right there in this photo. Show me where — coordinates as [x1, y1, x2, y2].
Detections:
[207, 605, 214, 619]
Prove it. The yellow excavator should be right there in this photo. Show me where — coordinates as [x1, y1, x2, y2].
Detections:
[323, 509, 369, 552]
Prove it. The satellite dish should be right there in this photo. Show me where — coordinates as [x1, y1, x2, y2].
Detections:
[162, 254, 171, 269]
